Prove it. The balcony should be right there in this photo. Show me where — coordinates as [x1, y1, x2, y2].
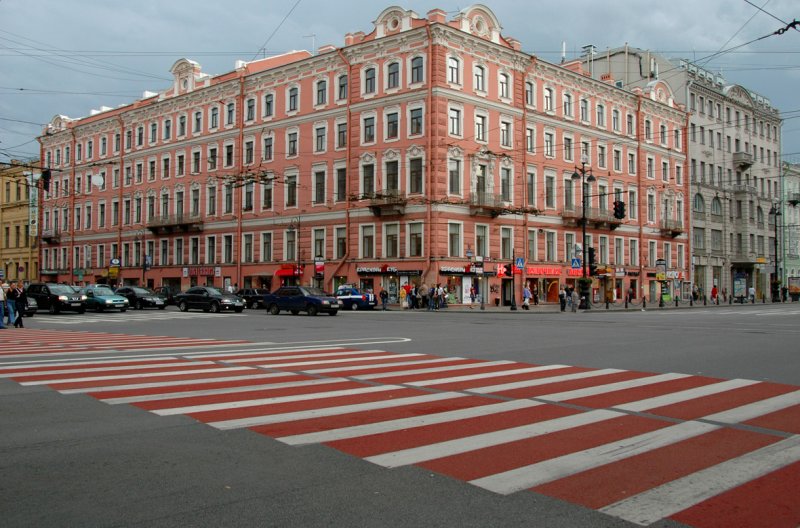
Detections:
[469, 192, 505, 218]
[147, 213, 204, 234]
[660, 219, 685, 238]
[730, 251, 757, 265]
[733, 151, 754, 169]
[40, 229, 60, 244]
[368, 189, 406, 217]
[561, 205, 622, 230]
[789, 193, 800, 207]
[732, 184, 757, 195]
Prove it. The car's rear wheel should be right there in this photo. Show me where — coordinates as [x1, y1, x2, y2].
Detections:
[350, 303, 359, 311]
[210, 302, 221, 314]
[95, 305, 104, 313]
[49, 304, 58, 315]
[158, 306, 166, 310]
[136, 300, 144, 310]
[268, 304, 280, 315]
[329, 310, 338, 316]
[307, 305, 318, 316]
[234, 307, 244, 313]
[178, 301, 189, 312]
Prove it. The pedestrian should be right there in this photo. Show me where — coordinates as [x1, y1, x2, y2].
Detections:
[566, 287, 573, 309]
[559, 286, 567, 312]
[0, 282, 6, 330]
[428, 285, 436, 311]
[469, 285, 476, 305]
[532, 285, 539, 306]
[748, 285, 756, 304]
[420, 283, 429, 309]
[5, 281, 17, 327]
[399, 285, 407, 308]
[408, 285, 416, 310]
[522, 284, 531, 310]
[11, 283, 25, 328]
[571, 288, 580, 312]
[711, 285, 718, 304]
[437, 284, 446, 308]
[379, 288, 388, 311]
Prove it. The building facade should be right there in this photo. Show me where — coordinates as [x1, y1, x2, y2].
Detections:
[0, 161, 39, 283]
[37, 6, 688, 305]
[782, 162, 800, 286]
[585, 47, 783, 301]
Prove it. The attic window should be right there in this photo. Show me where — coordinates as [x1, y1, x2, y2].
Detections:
[475, 19, 484, 33]
[181, 79, 188, 89]
[388, 17, 399, 30]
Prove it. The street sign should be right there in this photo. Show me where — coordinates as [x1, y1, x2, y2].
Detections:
[571, 258, 581, 269]
[110, 258, 121, 266]
[515, 257, 524, 270]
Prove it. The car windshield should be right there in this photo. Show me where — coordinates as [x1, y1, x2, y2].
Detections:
[49, 285, 77, 294]
[301, 287, 328, 297]
[92, 287, 115, 296]
[132, 287, 154, 295]
[205, 287, 224, 296]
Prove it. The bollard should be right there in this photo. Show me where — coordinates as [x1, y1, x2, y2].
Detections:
[703, 296, 706, 306]
[606, 299, 609, 310]
[675, 297, 679, 307]
[729, 295, 732, 305]
[762, 295, 766, 304]
[643, 298, 646, 309]
[625, 297, 628, 309]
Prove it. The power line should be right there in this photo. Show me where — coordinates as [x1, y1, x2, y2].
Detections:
[250, 0, 304, 62]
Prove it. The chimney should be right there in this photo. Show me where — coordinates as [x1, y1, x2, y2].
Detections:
[427, 9, 446, 23]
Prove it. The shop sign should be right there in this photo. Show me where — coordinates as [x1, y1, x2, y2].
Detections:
[666, 271, 684, 280]
[615, 268, 626, 277]
[314, 261, 325, 275]
[441, 265, 476, 275]
[356, 265, 422, 276]
[627, 270, 640, 277]
[567, 268, 584, 277]
[525, 266, 562, 276]
[188, 266, 215, 277]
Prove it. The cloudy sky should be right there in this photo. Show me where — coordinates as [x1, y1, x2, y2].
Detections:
[1, 0, 798, 163]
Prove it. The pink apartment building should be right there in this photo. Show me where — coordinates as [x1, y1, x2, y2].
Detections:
[37, 5, 688, 305]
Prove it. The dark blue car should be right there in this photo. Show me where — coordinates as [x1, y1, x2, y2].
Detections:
[263, 286, 340, 316]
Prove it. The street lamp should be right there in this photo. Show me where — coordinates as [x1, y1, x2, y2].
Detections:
[769, 203, 782, 302]
[286, 216, 302, 285]
[571, 155, 596, 309]
[133, 229, 146, 286]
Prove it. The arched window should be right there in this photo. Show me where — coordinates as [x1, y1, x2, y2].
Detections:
[757, 206, 764, 225]
[386, 62, 399, 89]
[410, 57, 423, 83]
[693, 193, 705, 212]
[711, 197, 723, 215]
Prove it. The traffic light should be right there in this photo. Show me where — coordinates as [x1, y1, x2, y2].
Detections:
[588, 247, 598, 276]
[41, 168, 51, 192]
[613, 200, 626, 219]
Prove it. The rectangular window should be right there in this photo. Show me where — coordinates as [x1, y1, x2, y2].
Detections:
[448, 223, 461, 257]
[545, 175, 555, 208]
[261, 233, 272, 262]
[476, 224, 488, 257]
[286, 175, 297, 207]
[448, 159, 461, 195]
[449, 108, 461, 136]
[264, 94, 273, 117]
[335, 168, 346, 202]
[501, 168, 511, 202]
[338, 75, 347, 99]
[336, 123, 347, 148]
[314, 171, 326, 204]
[362, 164, 374, 197]
[361, 225, 374, 258]
[501, 121, 511, 147]
[409, 223, 423, 257]
[386, 112, 398, 139]
[500, 227, 512, 259]
[288, 132, 298, 156]
[410, 108, 423, 135]
[363, 117, 375, 143]
[315, 127, 326, 152]
[410, 158, 423, 194]
[335, 227, 346, 259]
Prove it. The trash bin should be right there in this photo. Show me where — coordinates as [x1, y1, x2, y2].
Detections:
[494, 298, 500, 306]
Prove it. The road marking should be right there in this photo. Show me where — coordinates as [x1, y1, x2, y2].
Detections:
[466, 368, 624, 394]
[535, 372, 691, 402]
[58, 372, 290, 394]
[599, 435, 800, 526]
[20, 366, 253, 386]
[702, 389, 800, 424]
[303, 357, 469, 374]
[614, 378, 761, 412]
[406, 364, 571, 387]
[354, 360, 516, 380]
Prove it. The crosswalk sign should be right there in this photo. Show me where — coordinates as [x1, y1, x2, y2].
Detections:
[515, 257, 524, 270]
[571, 258, 581, 269]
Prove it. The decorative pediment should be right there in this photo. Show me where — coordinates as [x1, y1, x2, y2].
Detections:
[453, 5, 502, 44]
[373, 6, 419, 37]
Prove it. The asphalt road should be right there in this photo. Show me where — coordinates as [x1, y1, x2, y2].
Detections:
[2, 303, 799, 527]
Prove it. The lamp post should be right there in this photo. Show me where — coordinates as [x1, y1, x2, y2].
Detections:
[133, 229, 146, 286]
[286, 216, 301, 286]
[571, 155, 596, 309]
[769, 203, 782, 302]
[510, 247, 517, 311]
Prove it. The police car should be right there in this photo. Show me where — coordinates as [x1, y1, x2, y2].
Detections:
[336, 286, 377, 310]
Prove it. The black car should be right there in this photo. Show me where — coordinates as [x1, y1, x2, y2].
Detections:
[25, 283, 86, 314]
[236, 288, 271, 309]
[154, 285, 181, 305]
[116, 286, 167, 310]
[174, 286, 245, 313]
[23, 296, 38, 317]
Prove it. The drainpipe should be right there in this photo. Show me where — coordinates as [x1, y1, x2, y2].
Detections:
[330, 47, 353, 289]
[636, 94, 645, 297]
[521, 55, 536, 296]
[422, 23, 434, 283]
[116, 115, 126, 285]
[235, 74, 246, 287]
[69, 128, 77, 284]
[36, 136, 44, 282]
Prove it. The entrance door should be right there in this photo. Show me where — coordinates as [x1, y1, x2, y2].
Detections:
[501, 278, 513, 306]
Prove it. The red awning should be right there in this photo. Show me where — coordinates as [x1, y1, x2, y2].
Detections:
[274, 267, 303, 277]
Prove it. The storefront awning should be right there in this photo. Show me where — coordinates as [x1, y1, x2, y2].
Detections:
[274, 267, 302, 277]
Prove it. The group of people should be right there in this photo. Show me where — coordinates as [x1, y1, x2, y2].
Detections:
[521, 284, 540, 309]
[400, 283, 448, 311]
[0, 281, 27, 329]
[559, 285, 582, 313]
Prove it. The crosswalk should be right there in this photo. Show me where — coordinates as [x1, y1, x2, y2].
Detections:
[658, 307, 800, 317]
[28, 310, 244, 325]
[2, 334, 798, 527]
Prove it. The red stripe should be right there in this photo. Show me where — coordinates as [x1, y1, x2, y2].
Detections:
[532, 428, 780, 509]
[134, 380, 368, 411]
[425, 366, 589, 391]
[251, 395, 494, 438]
[201, 347, 357, 361]
[645, 382, 798, 420]
[48, 369, 252, 390]
[373, 363, 557, 387]
[564, 375, 723, 408]
[670, 460, 800, 528]
[317, 358, 482, 377]
[13, 363, 227, 382]
[489, 370, 653, 399]
[189, 387, 426, 424]
[0, 358, 185, 374]
[253, 354, 433, 369]
[419, 415, 665, 482]
[87, 374, 310, 400]
[328, 404, 580, 459]
[743, 404, 800, 435]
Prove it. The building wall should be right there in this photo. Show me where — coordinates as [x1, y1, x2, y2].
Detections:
[37, 6, 688, 303]
[0, 161, 39, 283]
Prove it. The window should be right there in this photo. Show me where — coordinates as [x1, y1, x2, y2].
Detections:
[245, 141, 254, 164]
[544, 132, 554, 157]
[598, 145, 606, 168]
[526, 171, 536, 207]
[364, 68, 376, 94]
[384, 224, 399, 258]
[449, 108, 461, 136]
[207, 186, 216, 215]
[448, 57, 460, 84]
[337, 75, 348, 100]
[596, 104, 606, 127]
[315, 127, 326, 152]
[613, 149, 622, 172]
[385, 161, 399, 192]
[562, 93, 572, 117]
[264, 94, 274, 117]
[476, 225, 488, 257]
[316, 80, 327, 105]
[648, 193, 656, 222]
[337, 123, 347, 148]
[335, 227, 346, 259]
[363, 116, 375, 143]
[501, 227, 512, 259]
[627, 114, 634, 135]
[361, 225, 374, 258]
[645, 120, 652, 141]
[285, 175, 297, 207]
[226, 102, 235, 125]
[150, 123, 157, 143]
[544, 87, 553, 111]
[387, 62, 399, 89]
[210, 107, 219, 128]
[225, 144, 234, 167]
[612, 109, 620, 131]
[410, 57, 423, 84]
[501, 119, 512, 146]
[386, 112, 399, 140]
[563, 136, 573, 161]
[288, 87, 298, 111]
[501, 168, 511, 202]
[410, 108, 423, 135]
[409, 222, 423, 257]
[224, 184, 233, 214]
[693, 228, 705, 249]
[711, 197, 722, 216]
[362, 164, 374, 197]
[448, 223, 461, 257]
[499, 73, 510, 99]
[313, 170, 326, 204]
[580, 99, 589, 122]
[261, 181, 273, 210]
[545, 174, 555, 208]
[335, 168, 346, 202]
[449, 159, 461, 195]
[246, 99, 255, 121]
[263, 137, 273, 160]
[287, 132, 298, 156]
[525, 81, 534, 106]
[409, 158, 423, 194]
[474, 65, 486, 92]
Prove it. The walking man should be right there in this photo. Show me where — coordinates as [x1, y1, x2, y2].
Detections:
[571, 288, 580, 312]
[559, 286, 567, 312]
[379, 288, 388, 311]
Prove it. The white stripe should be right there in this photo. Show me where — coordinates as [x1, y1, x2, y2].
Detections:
[471, 421, 719, 494]
[536, 372, 691, 402]
[365, 409, 622, 468]
[615, 378, 760, 412]
[20, 366, 252, 386]
[0, 356, 179, 370]
[223, 349, 386, 364]
[211, 392, 460, 430]
[102, 378, 349, 404]
[304, 357, 463, 374]
[189, 345, 348, 360]
[467, 368, 624, 394]
[255, 353, 423, 369]
[58, 372, 289, 394]
[153, 384, 398, 416]
[702, 389, 800, 424]
[600, 435, 800, 526]
[0, 361, 211, 378]
[279, 399, 542, 446]
[408, 364, 571, 387]
[354, 360, 514, 380]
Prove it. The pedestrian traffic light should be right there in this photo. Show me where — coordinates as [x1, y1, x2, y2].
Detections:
[41, 168, 51, 192]
[613, 200, 626, 219]
[588, 247, 598, 276]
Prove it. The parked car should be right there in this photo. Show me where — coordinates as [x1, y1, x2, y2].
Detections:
[174, 286, 245, 313]
[23, 296, 38, 317]
[335, 285, 377, 310]
[264, 286, 340, 316]
[79, 285, 129, 312]
[154, 285, 181, 305]
[236, 288, 271, 309]
[25, 283, 86, 314]
[115, 286, 167, 310]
